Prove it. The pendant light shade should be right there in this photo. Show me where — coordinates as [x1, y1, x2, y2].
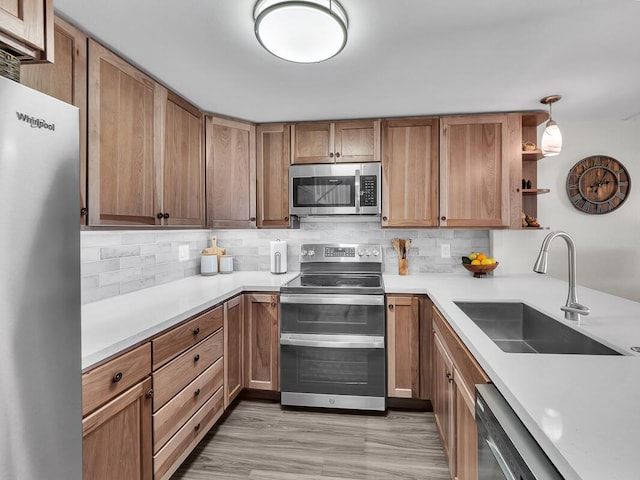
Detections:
[254, 0, 348, 63]
[540, 95, 562, 157]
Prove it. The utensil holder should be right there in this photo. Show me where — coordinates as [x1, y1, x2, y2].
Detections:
[399, 258, 408, 275]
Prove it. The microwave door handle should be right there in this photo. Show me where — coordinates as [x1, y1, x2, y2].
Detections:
[484, 439, 517, 480]
[355, 169, 361, 213]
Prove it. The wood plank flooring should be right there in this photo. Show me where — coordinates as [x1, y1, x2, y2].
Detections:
[171, 400, 451, 480]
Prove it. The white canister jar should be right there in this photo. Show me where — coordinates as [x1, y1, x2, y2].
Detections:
[200, 252, 218, 275]
[219, 255, 233, 274]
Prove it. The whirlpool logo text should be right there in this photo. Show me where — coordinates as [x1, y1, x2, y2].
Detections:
[16, 112, 55, 131]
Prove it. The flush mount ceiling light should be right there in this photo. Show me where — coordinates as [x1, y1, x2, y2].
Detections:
[253, 0, 349, 63]
[540, 95, 563, 157]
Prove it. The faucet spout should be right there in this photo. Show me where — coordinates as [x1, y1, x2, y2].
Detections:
[533, 231, 589, 321]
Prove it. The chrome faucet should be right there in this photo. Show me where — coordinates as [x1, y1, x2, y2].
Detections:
[533, 231, 590, 321]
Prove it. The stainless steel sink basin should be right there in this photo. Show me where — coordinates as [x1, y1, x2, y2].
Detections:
[454, 302, 622, 355]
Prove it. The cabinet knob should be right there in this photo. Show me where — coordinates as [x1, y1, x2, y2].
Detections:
[145, 389, 154, 399]
[441, 216, 447, 221]
[329, 152, 334, 158]
[382, 216, 388, 222]
[80, 207, 88, 216]
[446, 372, 453, 383]
[271, 302, 276, 308]
[284, 216, 289, 221]
[157, 212, 164, 220]
[194, 388, 201, 397]
[112, 372, 123, 383]
[388, 304, 394, 311]
[516, 188, 520, 193]
[193, 327, 200, 335]
[163, 212, 170, 219]
[194, 354, 200, 362]
[335, 152, 341, 158]
[194, 422, 201, 431]
[250, 217, 256, 222]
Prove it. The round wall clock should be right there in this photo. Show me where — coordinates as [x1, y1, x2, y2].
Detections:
[566, 155, 630, 214]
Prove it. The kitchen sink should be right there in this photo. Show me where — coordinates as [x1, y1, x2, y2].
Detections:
[454, 302, 622, 355]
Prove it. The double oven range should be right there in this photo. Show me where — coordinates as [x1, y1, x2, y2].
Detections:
[280, 244, 386, 411]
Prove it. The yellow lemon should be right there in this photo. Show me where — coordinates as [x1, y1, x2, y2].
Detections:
[471, 259, 481, 265]
[481, 258, 492, 265]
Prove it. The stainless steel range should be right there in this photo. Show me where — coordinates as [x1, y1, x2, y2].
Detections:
[280, 243, 386, 411]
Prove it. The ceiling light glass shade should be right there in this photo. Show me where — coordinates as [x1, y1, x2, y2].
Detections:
[541, 120, 562, 157]
[254, 0, 348, 63]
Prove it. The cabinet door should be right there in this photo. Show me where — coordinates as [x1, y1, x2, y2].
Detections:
[334, 119, 380, 163]
[381, 118, 439, 227]
[433, 330, 455, 475]
[83, 377, 153, 480]
[205, 115, 256, 228]
[224, 295, 244, 407]
[88, 39, 159, 226]
[161, 90, 204, 227]
[0, 0, 51, 60]
[386, 295, 419, 398]
[454, 371, 478, 480]
[291, 122, 333, 164]
[21, 17, 88, 223]
[439, 114, 521, 227]
[244, 293, 279, 391]
[257, 123, 290, 228]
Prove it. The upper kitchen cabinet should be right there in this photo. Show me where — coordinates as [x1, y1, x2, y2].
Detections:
[256, 123, 290, 228]
[87, 39, 160, 226]
[205, 115, 256, 228]
[20, 16, 88, 222]
[158, 89, 204, 227]
[439, 113, 521, 228]
[291, 120, 380, 164]
[0, 0, 53, 61]
[381, 117, 439, 227]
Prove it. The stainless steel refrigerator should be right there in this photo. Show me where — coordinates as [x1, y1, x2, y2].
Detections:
[0, 75, 82, 479]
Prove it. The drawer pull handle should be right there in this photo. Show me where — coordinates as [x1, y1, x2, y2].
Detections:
[194, 388, 201, 396]
[194, 422, 201, 431]
[446, 372, 453, 383]
[193, 327, 200, 335]
[146, 389, 154, 399]
[112, 372, 123, 383]
[194, 354, 200, 362]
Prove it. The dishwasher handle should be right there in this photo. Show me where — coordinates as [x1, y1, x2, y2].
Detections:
[280, 333, 384, 349]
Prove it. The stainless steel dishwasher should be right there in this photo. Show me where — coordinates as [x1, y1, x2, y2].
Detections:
[476, 384, 564, 480]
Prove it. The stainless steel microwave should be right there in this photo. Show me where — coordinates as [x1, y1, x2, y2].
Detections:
[289, 163, 381, 216]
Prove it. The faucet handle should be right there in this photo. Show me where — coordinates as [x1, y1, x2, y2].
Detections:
[561, 303, 590, 316]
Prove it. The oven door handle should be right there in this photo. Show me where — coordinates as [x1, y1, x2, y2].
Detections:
[280, 334, 385, 349]
[484, 439, 517, 480]
[280, 294, 384, 306]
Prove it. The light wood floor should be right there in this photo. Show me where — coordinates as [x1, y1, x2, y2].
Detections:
[172, 400, 451, 480]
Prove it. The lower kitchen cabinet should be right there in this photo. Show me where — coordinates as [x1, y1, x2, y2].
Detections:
[432, 306, 490, 480]
[81, 343, 153, 480]
[386, 295, 419, 398]
[224, 295, 244, 407]
[244, 293, 279, 391]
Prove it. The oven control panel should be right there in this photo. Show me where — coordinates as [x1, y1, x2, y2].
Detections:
[300, 244, 382, 262]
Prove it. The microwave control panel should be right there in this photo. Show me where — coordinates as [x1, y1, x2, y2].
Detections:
[360, 175, 377, 206]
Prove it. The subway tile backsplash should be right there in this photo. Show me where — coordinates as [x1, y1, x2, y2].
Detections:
[81, 224, 489, 304]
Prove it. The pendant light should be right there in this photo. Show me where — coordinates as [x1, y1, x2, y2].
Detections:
[540, 95, 562, 157]
[253, 0, 349, 63]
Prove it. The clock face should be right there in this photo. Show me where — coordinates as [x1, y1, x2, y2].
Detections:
[566, 156, 630, 214]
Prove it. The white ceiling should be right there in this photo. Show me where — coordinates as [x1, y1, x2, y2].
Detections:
[55, 0, 640, 123]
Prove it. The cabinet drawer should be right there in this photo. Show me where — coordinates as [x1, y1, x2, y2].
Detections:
[153, 357, 223, 453]
[153, 305, 223, 369]
[153, 387, 224, 480]
[153, 330, 223, 411]
[82, 343, 151, 416]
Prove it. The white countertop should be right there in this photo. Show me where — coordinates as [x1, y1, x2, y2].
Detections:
[82, 271, 640, 480]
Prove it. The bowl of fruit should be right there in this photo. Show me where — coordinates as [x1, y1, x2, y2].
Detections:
[461, 252, 498, 278]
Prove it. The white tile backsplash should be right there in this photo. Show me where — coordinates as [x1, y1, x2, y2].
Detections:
[80, 225, 490, 304]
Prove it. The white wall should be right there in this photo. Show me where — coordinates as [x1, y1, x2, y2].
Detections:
[493, 118, 640, 302]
